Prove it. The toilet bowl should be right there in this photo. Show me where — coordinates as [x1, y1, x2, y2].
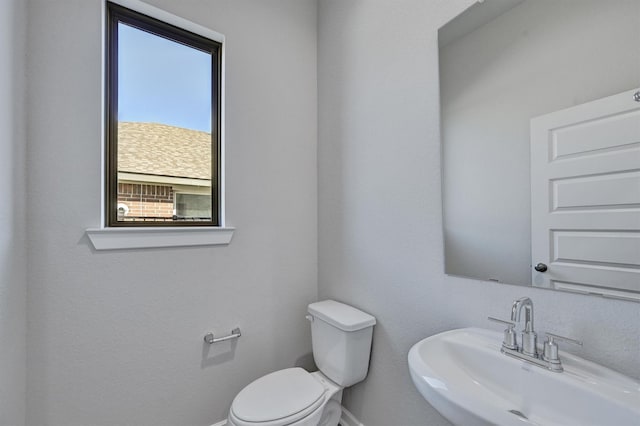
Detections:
[227, 300, 376, 426]
[227, 369, 342, 426]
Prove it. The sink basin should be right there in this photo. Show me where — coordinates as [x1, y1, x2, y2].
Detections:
[408, 328, 640, 426]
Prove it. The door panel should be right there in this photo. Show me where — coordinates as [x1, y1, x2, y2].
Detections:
[552, 110, 640, 158]
[552, 171, 640, 210]
[552, 231, 640, 267]
[531, 89, 640, 301]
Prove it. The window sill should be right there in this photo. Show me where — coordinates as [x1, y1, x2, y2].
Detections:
[86, 226, 234, 250]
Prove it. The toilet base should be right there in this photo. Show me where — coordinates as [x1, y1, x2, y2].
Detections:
[310, 371, 343, 426]
[317, 399, 342, 426]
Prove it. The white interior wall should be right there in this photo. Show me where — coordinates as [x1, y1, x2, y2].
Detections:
[317, 1, 640, 425]
[25, 0, 317, 424]
[0, 0, 27, 424]
[14, 0, 640, 424]
[441, 0, 640, 285]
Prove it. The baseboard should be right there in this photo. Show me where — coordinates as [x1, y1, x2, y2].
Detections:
[211, 420, 227, 426]
[340, 406, 365, 426]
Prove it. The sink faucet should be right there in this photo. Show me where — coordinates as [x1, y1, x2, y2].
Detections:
[511, 297, 537, 357]
[489, 297, 583, 373]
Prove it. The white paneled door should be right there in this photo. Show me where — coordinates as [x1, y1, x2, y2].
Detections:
[530, 89, 640, 301]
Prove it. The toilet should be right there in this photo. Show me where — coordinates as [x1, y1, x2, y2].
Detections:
[227, 300, 376, 426]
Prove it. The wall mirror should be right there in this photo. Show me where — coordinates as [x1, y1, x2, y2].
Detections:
[439, 0, 640, 301]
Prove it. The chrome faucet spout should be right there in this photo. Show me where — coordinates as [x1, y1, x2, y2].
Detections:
[511, 297, 534, 330]
[511, 297, 537, 357]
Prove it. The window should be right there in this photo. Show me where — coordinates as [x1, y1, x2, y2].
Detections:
[175, 193, 211, 219]
[106, 2, 221, 227]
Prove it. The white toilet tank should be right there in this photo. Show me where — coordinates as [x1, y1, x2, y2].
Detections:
[307, 300, 376, 387]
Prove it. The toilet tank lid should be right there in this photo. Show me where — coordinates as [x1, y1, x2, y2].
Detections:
[308, 300, 376, 331]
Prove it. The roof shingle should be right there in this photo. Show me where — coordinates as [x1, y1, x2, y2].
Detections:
[118, 122, 211, 180]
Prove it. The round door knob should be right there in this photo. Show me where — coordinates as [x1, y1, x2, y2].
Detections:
[534, 263, 548, 272]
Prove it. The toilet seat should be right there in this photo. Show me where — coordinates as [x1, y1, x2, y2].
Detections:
[229, 368, 327, 426]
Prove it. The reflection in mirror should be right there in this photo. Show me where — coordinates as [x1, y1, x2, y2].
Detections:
[439, 0, 640, 300]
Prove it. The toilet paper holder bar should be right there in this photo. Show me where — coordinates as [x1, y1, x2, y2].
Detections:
[204, 327, 241, 344]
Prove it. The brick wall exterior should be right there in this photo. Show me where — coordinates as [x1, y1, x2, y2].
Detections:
[118, 183, 174, 220]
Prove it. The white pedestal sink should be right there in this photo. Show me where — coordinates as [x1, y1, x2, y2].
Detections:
[408, 328, 640, 426]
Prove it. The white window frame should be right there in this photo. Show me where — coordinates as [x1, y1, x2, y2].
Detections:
[86, 0, 234, 250]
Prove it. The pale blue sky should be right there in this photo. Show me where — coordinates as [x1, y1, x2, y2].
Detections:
[118, 23, 212, 133]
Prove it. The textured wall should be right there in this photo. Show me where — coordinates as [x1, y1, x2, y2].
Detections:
[25, 0, 317, 424]
[19, 1, 640, 425]
[317, 1, 640, 425]
[0, 0, 27, 424]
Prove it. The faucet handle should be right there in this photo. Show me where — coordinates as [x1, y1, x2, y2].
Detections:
[487, 316, 515, 328]
[543, 332, 583, 371]
[487, 317, 517, 350]
[545, 332, 583, 347]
